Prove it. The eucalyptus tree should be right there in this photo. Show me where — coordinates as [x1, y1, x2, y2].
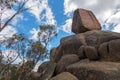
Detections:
[0, 24, 57, 80]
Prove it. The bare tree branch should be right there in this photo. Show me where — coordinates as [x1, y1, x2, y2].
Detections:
[0, 0, 29, 32]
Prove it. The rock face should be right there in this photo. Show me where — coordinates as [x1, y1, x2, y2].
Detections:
[37, 61, 56, 80]
[83, 30, 120, 47]
[37, 8, 120, 80]
[54, 34, 85, 62]
[99, 39, 120, 62]
[66, 61, 120, 80]
[54, 30, 120, 62]
[84, 46, 99, 60]
[77, 45, 86, 59]
[50, 47, 56, 62]
[72, 9, 101, 33]
[50, 72, 78, 80]
[55, 54, 79, 74]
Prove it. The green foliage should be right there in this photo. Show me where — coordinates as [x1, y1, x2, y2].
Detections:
[32, 41, 46, 53]
[40, 25, 55, 31]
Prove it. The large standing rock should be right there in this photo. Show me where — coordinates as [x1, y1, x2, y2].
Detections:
[37, 61, 56, 80]
[67, 61, 120, 80]
[50, 72, 78, 80]
[99, 39, 120, 62]
[72, 8, 101, 33]
[55, 54, 79, 74]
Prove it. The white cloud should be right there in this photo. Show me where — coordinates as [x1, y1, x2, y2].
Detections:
[25, 0, 56, 25]
[45, 6, 56, 25]
[27, 0, 56, 40]
[64, 0, 120, 22]
[0, 7, 22, 39]
[113, 24, 120, 33]
[105, 11, 120, 32]
[0, 8, 19, 27]
[0, 25, 17, 40]
[30, 28, 39, 41]
[63, 0, 120, 33]
[106, 11, 120, 24]
[29, 27, 52, 41]
[30, 27, 49, 41]
[61, 18, 72, 33]
[11, 14, 24, 26]
[1, 8, 16, 21]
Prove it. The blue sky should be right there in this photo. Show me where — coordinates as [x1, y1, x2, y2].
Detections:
[1, 0, 120, 49]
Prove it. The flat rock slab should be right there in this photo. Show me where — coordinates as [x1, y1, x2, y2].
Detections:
[72, 8, 101, 33]
[67, 61, 120, 80]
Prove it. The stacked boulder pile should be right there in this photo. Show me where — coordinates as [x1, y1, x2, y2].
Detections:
[32, 9, 120, 80]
